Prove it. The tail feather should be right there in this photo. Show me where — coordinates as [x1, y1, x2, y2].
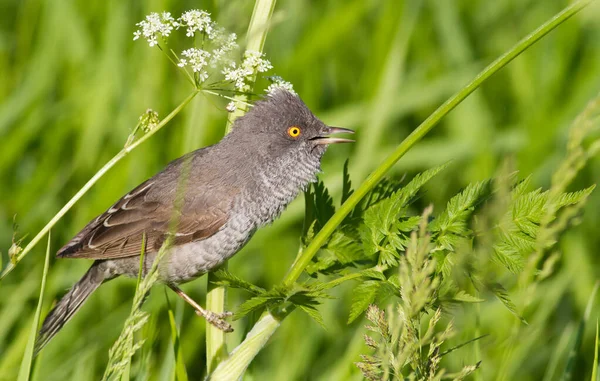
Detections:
[35, 263, 106, 354]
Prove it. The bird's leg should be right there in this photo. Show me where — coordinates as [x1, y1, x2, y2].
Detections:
[168, 284, 234, 332]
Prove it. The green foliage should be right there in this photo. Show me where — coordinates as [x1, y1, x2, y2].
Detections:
[355, 211, 480, 380]
[2, 0, 600, 380]
[233, 283, 331, 328]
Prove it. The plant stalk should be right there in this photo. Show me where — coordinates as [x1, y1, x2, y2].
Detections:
[205, 0, 278, 373]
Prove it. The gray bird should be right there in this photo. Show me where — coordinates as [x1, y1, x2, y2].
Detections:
[36, 90, 354, 352]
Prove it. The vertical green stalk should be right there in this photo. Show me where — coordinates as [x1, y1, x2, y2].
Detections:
[17, 232, 51, 381]
[205, 0, 277, 373]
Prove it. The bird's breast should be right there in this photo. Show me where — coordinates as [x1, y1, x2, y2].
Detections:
[241, 151, 322, 227]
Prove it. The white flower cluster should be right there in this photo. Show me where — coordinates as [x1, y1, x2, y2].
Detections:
[133, 9, 296, 97]
[133, 12, 176, 47]
[209, 30, 237, 68]
[178, 10, 214, 38]
[178, 48, 211, 81]
[266, 76, 296, 96]
[222, 51, 273, 91]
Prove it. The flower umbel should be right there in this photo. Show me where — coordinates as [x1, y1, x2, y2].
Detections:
[178, 48, 211, 81]
[133, 12, 176, 47]
[177, 10, 214, 38]
[266, 76, 296, 96]
[222, 50, 273, 91]
[134, 9, 294, 106]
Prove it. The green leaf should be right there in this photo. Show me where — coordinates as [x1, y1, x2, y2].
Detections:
[325, 230, 364, 264]
[211, 269, 265, 295]
[493, 232, 534, 273]
[431, 180, 491, 236]
[359, 164, 449, 266]
[348, 281, 381, 323]
[453, 290, 484, 303]
[487, 282, 527, 325]
[18, 232, 51, 381]
[591, 320, 599, 381]
[341, 159, 354, 204]
[391, 162, 451, 208]
[167, 308, 189, 381]
[556, 186, 595, 208]
[311, 180, 335, 231]
[298, 305, 327, 329]
[359, 268, 387, 281]
[234, 295, 277, 320]
[562, 281, 599, 381]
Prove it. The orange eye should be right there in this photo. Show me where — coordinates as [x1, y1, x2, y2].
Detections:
[288, 126, 301, 138]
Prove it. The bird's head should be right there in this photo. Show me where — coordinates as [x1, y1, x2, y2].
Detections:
[230, 90, 354, 161]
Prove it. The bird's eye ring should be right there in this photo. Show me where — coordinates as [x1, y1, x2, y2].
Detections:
[287, 126, 301, 138]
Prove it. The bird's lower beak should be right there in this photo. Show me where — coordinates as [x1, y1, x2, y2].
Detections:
[311, 126, 355, 145]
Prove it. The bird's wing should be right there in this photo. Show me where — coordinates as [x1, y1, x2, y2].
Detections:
[58, 155, 232, 260]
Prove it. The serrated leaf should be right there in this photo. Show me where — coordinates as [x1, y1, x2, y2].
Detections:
[379, 245, 400, 267]
[493, 232, 534, 273]
[360, 164, 449, 256]
[396, 216, 421, 232]
[298, 304, 327, 329]
[348, 281, 381, 323]
[391, 163, 451, 209]
[556, 186, 595, 208]
[431, 180, 491, 235]
[487, 282, 527, 324]
[453, 290, 484, 303]
[513, 176, 532, 198]
[342, 159, 354, 204]
[212, 269, 265, 295]
[234, 295, 274, 320]
[312, 180, 335, 230]
[325, 230, 364, 264]
[359, 268, 386, 281]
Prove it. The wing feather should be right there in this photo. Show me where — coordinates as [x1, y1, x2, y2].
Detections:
[58, 151, 235, 260]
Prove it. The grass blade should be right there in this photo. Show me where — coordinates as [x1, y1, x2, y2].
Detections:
[167, 306, 188, 381]
[17, 231, 51, 381]
[592, 320, 599, 381]
[562, 281, 599, 381]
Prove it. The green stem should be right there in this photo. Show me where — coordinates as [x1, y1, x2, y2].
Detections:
[205, 0, 278, 372]
[0, 90, 200, 281]
[224, 0, 277, 131]
[282, 0, 593, 287]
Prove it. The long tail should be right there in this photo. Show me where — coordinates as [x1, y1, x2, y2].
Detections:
[35, 262, 107, 354]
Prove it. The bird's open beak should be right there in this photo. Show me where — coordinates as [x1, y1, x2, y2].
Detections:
[311, 126, 355, 145]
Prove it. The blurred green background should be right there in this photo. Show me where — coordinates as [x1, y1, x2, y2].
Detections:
[1, 0, 600, 379]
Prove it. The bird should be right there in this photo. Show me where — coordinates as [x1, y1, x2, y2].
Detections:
[35, 89, 354, 352]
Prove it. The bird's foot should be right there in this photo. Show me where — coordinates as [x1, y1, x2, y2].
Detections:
[198, 309, 234, 332]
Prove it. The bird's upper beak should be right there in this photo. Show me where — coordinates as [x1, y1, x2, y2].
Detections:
[311, 126, 355, 145]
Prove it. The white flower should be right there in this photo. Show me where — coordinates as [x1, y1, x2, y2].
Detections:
[226, 101, 237, 112]
[242, 50, 272, 73]
[178, 10, 214, 38]
[222, 50, 273, 91]
[179, 48, 211, 74]
[222, 63, 249, 91]
[209, 29, 238, 68]
[133, 12, 176, 47]
[266, 76, 296, 95]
